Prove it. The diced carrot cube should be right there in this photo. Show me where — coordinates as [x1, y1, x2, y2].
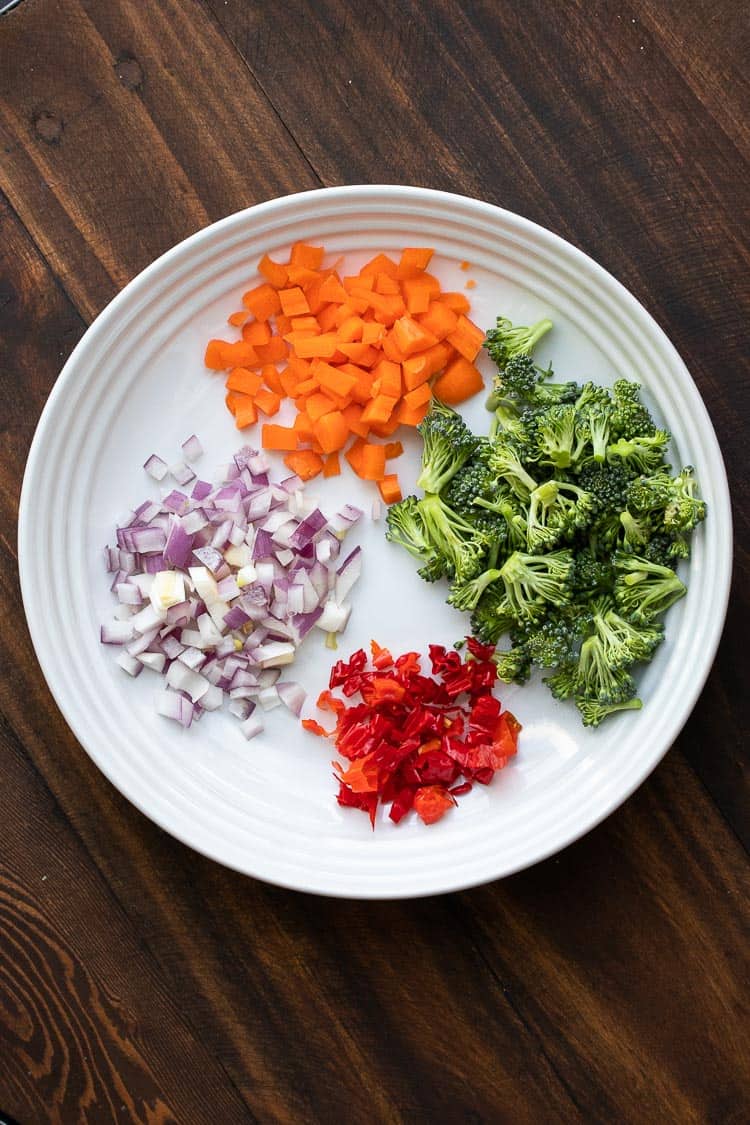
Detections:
[343, 402, 370, 439]
[293, 412, 315, 440]
[440, 292, 471, 314]
[284, 450, 324, 480]
[374, 272, 401, 295]
[323, 452, 341, 478]
[396, 247, 434, 279]
[225, 390, 255, 417]
[319, 274, 348, 303]
[228, 310, 249, 327]
[432, 356, 484, 404]
[362, 321, 385, 346]
[242, 283, 282, 321]
[279, 287, 310, 317]
[446, 315, 485, 362]
[261, 363, 284, 396]
[370, 359, 401, 398]
[262, 424, 299, 450]
[384, 441, 404, 459]
[258, 254, 288, 289]
[290, 242, 325, 270]
[234, 400, 258, 429]
[242, 320, 272, 346]
[403, 382, 433, 410]
[315, 410, 350, 453]
[359, 253, 399, 279]
[359, 443, 387, 481]
[315, 361, 358, 398]
[401, 274, 441, 314]
[360, 395, 398, 425]
[293, 332, 339, 359]
[392, 316, 439, 358]
[255, 388, 281, 416]
[306, 392, 337, 421]
[378, 474, 403, 504]
[226, 367, 263, 395]
[255, 337, 288, 364]
[417, 300, 459, 340]
[337, 316, 365, 343]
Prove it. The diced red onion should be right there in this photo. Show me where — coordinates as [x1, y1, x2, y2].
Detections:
[170, 461, 196, 486]
[182, 434, 204, 462]
[138, 651, 166, 673]
[156, 689, 194, 727]
[229, 698, 253, 721]
[116, 650, 143, 676]
[193, 545, 224, 573]
[162, 490, 188, 513]
[240, 713, 264, 740]
[163, 519, 194, 569]
[144, 454, 168, 481]
[178, 647, 207, 670]
[162, 635, 185, 660]
[277, 681, 306, 717]
[116, 582, 143, 606]
[335, 546, 362, 604]
[191, 479, 213, 502]
[101, 621, 136, 645]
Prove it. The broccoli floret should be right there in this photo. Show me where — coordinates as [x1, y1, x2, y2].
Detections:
[493, 644, 532, 683]
[663, 466, 706, 532]
[536, 405, 580, 470]
[418, 493, 486, 582]
[610, 380, 657, 439]
[441, 445, 494, 509]
[470, 587, 516, 646]
[593, 603, 664, 665]
[484, 316, 553, 373]
[576, 461, 631, 515]
[416, 399, 478, 494]
[521, 612, 582, 668]
[626, 470, 674, 514]
[573, 548, 615, 595]
[530, 381, 580, 406]
[473, 492, 529, 552]
[577, 402, 613, 463]
[529, 479, 594, 552]
[575, 382, 613, 410]
[619, 509, 652, 552]
[386, 496, 434, 562]
[613, 554, 687, 621]
[640, 533, 674, 568]
[576, 697, 643, 727]
[448, 568, 504, 611]
[544, 663, 579, 700]
[418, 555, 449, 583]
[487, 437, 538, 499]
[499, 549, 574, 621]
[575, 635, 638, 704]
[607, 431, 671, 476]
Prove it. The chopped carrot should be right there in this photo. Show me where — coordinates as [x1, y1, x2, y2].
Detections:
[370, 359, 401, 398]
[378, 474, 402, 504]
[420, 341, 455, 378]
[384, 441, 404, 459]
[359, 253, 399, 279]
[337, 315, 365, 343]
[293, 376, 320, 397]
[293, 412, 315, 440]
[447, 315, 485, 362]
[397, 247, 434, 279]
[368, 417, 401, 438]
[358, 443, 387, 481]
[228, 310, 249, 327]
[254, 337, 288, 364]
[306, 391, 337, 421]
[402, 382, 433, 410]
[343, 402, 370, 439]
[241, 321, 270, 347]
[392, 316, 438, 358]
[284, 449, 324, 480]
[258, 254, 288, 289]
[360, 394, 398, 425]
[374, 272, 401, 296]
[290, 242, 325, 270]
[315, 361, 358, 398]
[315, 410, 350, 453]
[234, 400, 258, 429]
[226, 367, 263, 396]
[319, 274, 348, 303]
[432, 356, 484, 404]
[316, 303, 341, 333]
[262, 424, 299, 451]
[255, 388, 281, 417]
[344, 436, 367, 474]
[465, 279, 476, 290]
[293, 332, 339, 359]
[460, 260, 470, 271]
[417, 301, 459, 340]
[394, 398, 430, 426]
[362, 321, 385, 346]
[401, 274, 440, 314]
[322, 452, 341, 478]
[225, 390, 254, 417]
[261, 364, 284, 396]
[291, 315, 320, 333]
[401, 355, 430, 391]
[242, 283, 282, 322]
[440, 292, 471, 314]
[279, 287, 310, 318]
[286, 265, 320, 289]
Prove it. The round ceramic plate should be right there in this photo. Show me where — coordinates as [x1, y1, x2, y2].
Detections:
[19, 186, 731, 898]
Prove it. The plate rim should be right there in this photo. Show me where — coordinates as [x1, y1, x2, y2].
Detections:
[18, 184, 733, 898]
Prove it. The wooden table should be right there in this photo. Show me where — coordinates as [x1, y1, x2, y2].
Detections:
[1, 2, 748, 1121]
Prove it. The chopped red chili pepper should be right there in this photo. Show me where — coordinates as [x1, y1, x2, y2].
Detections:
[302, 639, 522, 827]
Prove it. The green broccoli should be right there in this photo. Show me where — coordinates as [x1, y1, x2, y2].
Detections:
[577, 402, 613, 463]
[417, 493, 486, 582]
[519, 611, 583, 668]
[610, 379, 657, 440]
[536, 405, 580, 470]
[576, 697, 644, 727]
[416, 399, 478, 494]
[574, 634, 638, 705]
[386, 496, 434, 561]
[663, 466, 706, 532]
[607, 431, 671, 476]
[613, 554, 687, 621]
[589, 598, 664, 667]
[484, 316, 553, 374]
[470, 588, 517, 646]
[499, 549, 574, 620]
[473, 492, 529, 552]
[447, 568, 504, 611]
[488, 437, 538, 499]
[493, 644, 532, 683]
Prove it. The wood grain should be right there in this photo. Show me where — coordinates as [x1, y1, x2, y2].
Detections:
[0, 0, 748, 1122]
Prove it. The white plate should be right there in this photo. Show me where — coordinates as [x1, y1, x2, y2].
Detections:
[19, 186, 732, 898]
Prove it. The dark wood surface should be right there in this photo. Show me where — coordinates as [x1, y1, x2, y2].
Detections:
[1, 1, 748, 1121]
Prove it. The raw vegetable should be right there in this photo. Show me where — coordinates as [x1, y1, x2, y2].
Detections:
[203, 243, 487, 499]
[303, 639, 521, 827]
[386, 315, 707, 726]
[102, 440, 364, 734]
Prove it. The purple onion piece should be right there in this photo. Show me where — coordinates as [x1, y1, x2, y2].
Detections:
[182, 434, 204, 462]
[277, 681, 306, 717]
[144, 454, 168, 481]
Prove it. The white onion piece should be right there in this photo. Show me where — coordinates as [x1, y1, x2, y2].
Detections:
[277, 681, 306, 717]
[101, 621, 136, 644]
[138, 652, 166, 673]
[182, 434, 204, 462]
[144, 454, 168, 481]
[316, 600, 352, 633]
[165, 662, 209, 702]
[240, 713, 264, 739]
[116, 650, 143, 676]
[156, 690, 193, 727]
[257, 686, 280, 711]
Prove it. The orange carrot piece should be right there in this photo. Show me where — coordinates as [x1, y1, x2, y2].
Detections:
[344, 436, 367, 474]
[402, 382, 433, 410]
[359, 253, 399, 279]
[291, 316, 320, 332]
[258, 254, 288, 289]
[226, 367, 263, 395]
[440, 292, 471, 314]
[224, 340, 261, 369]
[261, 363, 284, 396]
[304, 274, 329, 315]
[401, 355, 430, 391]
[418, 300, 459, 340]
[242, 320, 272, 346]
[349, 369, 376, 405]
[242, 283, 282, 321]
[319, 274, 348, 303]
[205, 339, 230, 370]
[460, 260, 470, 271]
[446, 315, 485, 362]
[315, 361, 358, 398]
[401, 274, 441, 314]
[336, 316, 365, 343]
[360, 394, 398, 425]
[293, 332, 339, 359]
[342, 402, 370, 439]
[378, 474, 403, 504]
[392, 315, 439, 357]
[262, 424, 299, 451]
[422, 341, 456, 377]
[275, 314, 294, 336]
[290, 242, 325, 270]
[255, 337, 288, 365]
[322, 452, 341, 478]
[374, 272, 401, 295]
[337, 341, 379, 365]
[286, 265, 320, 290]
[293, 376, 320, 397]
[284, 449, 324, 480]
[234, 400, 259, 429]
[315, 410, 350, 453]
[432, 356, 484, 404]
[306, 391, 337, 421]
[384, 440, 404, 459]
[370, 358, 401, 398]
[254, 388, 282, 417]
[279, 287, 310, 317]
[279, 368, 299, 397]
[225, 390, 254, 417]
[293, 412, 315, 440]
[362, 321, 385, 346]
[315, 304, 339, 332]
[394, 398, 430, 426]
[359, 443, 387, 481]
[286, 353, 311, 380]
[396, 247, 434, 279]
[465, 279, 477, 290]
[228, 310, 249, 327]
[368, 417, 401, 438]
